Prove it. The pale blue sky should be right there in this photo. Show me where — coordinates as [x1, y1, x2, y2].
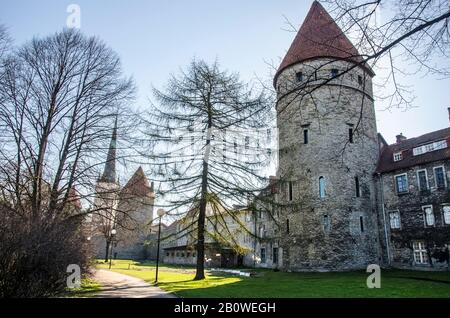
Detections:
[2, 0, 449, 147]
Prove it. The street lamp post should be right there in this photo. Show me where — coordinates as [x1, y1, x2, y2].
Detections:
[108, 228, 117, 270]
[155, 208, 166, 284]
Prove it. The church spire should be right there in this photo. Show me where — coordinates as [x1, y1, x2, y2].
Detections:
[100, 115, 118, 183]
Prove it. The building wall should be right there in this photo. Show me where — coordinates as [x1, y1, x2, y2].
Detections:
[114, 193, 155, 259]
[91, 180, 155, 260]
[378, 160, 450, 269]
[276, 59, 381, 271]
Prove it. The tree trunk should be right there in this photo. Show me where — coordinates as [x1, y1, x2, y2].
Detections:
[104, 240, 110, 263]
[194, 160, 208, 280]
[194, 113, 212, 280]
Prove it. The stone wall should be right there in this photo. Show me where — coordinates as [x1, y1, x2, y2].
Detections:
[377, 159, 450, 269]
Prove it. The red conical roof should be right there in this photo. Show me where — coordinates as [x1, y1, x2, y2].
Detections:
[120, 166, 154, 198]
[68, 186, 82, 210]
[275, 1, 373, 85]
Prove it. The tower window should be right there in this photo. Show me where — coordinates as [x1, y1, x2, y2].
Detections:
[288, 181, 293, 201]
[286, 219, 290, 233]
[355, 176, 360, 197]
[349, 128, 354, 143]
[359, 216, 364, 232]
[303, 129, 309, 144]
[331, 68, 338, 78]
[323, 215, 331, 232]
[319, 176, 325, 198]
[296, 72, 303, 82]
[358, 75, 363, 85]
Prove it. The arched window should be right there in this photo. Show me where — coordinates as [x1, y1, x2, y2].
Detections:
[319, 176, 326, 198]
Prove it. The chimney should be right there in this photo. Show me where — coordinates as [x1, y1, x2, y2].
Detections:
[396, 133, 407, 143]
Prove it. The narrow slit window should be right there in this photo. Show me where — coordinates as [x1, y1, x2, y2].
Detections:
[286, 219, 290, 234]
[349, 128, 354, 143]
[288, 181, 293, 201]
[359, 216, 364, 232]
[323, 215, 331, 232]
[319, 176, 325, 198]
[355, 176, 360, 197]
[303, 129, 308, 144]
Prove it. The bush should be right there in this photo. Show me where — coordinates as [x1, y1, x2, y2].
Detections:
[0, 205, 92, 297]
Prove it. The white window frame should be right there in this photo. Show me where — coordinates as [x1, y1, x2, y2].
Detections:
[433, 165, 447, 189]
[393, 152, 403, 162]
[413, 140, 447, 156]
[394, 173, 408, 194]
[416, 169, 429, 191]
[442, 205, 450, 225]
[388, 210, 401, 229]
[412, 241, 428, 264]
[422, 205, 435, 227]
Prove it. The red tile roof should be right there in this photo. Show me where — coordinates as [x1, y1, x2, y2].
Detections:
[376, 127, 450, 174]
[120, 166, 154, 198]
[68, 186, 82, 210]
[274, 1, 374, 86]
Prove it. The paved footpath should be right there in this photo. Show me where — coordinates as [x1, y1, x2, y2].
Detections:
[92, 269, 177, 298]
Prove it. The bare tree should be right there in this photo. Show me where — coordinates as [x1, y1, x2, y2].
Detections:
[0, 28, 135, 297]
[142, 59, 274, 280]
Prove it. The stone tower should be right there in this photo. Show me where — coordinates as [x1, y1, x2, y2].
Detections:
[275, 1, 380, 271]
[94, 116, 120, 229]
[92, 115, 156, 259]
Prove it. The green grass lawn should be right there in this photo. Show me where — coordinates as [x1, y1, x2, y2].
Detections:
[96, 259, 450, 298]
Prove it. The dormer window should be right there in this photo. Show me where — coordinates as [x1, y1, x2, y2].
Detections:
[413, 140, 447, 156]
[393, 152, 403, 162]
[296, 72, 303, 82]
